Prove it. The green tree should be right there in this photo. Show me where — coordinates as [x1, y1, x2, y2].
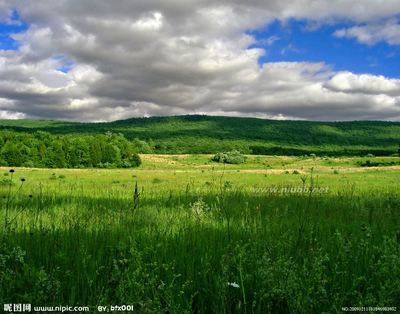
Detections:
[45, 142, 66, 168]
[89, 140, 102, 166]
[103, 143, 121, 165]
[1, 142, 30, 166]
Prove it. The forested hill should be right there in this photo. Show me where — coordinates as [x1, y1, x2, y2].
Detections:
[1, 115, 400, 157]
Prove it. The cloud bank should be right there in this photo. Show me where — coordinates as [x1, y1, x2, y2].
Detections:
[0, 0, 399, 121]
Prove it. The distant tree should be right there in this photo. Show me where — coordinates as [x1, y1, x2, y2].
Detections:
[127, 153, 141, 167]
[38, 143, 46, 161]
[46, 143, 66, 168]
[103, 143, 121, 165]
[154, 143, 166, 153]
[73, 138, 90, 166]
[1, 142, 30, 166]
[132, 138, 153, 153]
[212, 150, 245, 164]
[89, 140, 102, 166]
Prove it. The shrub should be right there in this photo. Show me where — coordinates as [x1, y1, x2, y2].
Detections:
[129, 154, 142, 167]
[212, 150, 245, 164]
[212, 152, 227, 163]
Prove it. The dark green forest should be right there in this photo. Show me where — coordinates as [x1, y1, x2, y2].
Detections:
[0, 115, 400, 168]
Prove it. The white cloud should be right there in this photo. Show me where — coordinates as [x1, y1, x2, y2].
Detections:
[0, 0, 399, 121]
[0, 109, 25, 119]
[0, 98, 25, 119]
[325, 72, 400, 96]
[334, 19, 400, 45]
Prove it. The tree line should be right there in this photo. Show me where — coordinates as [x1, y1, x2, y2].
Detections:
[1, 115, 400, 163]
[0, 131, 142, 168]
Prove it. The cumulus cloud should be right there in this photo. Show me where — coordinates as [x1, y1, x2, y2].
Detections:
[325, 72, 400, 96]
[0, 0, 399, 121]
[334, 18, 400, 45]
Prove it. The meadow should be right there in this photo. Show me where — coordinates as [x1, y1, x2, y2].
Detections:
[1, 155, 400, 313]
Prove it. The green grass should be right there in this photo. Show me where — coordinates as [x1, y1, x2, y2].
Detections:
[1, 155, 400, 313]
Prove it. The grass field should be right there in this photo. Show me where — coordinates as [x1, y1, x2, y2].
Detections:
[1, 155, 400, 313]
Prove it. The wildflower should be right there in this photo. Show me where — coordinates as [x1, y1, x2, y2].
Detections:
[227, 282, 240, 288]
[28, 194, 33, 198]
[9, 169, 15, 173]
[20, 178, 26, 182]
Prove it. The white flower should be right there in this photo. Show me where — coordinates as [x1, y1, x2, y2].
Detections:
[227, 282, 240, 288]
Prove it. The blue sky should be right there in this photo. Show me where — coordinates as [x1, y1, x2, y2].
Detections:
[249, 19, 400, 78]
[0, 9, 27, 51]
[0, 11, 74, 73]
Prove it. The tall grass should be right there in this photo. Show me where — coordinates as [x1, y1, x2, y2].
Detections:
[0, 168, 399, 313]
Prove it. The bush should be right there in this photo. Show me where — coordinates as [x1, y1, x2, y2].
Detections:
[129, 154, 142, 167]
[212, 152, 228, 163]
[212, 150, 245, 164]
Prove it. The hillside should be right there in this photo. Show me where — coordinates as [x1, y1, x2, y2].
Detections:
[1, 115, 400, 156]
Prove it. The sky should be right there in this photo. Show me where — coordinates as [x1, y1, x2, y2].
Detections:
[0, 1, 399, 122]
